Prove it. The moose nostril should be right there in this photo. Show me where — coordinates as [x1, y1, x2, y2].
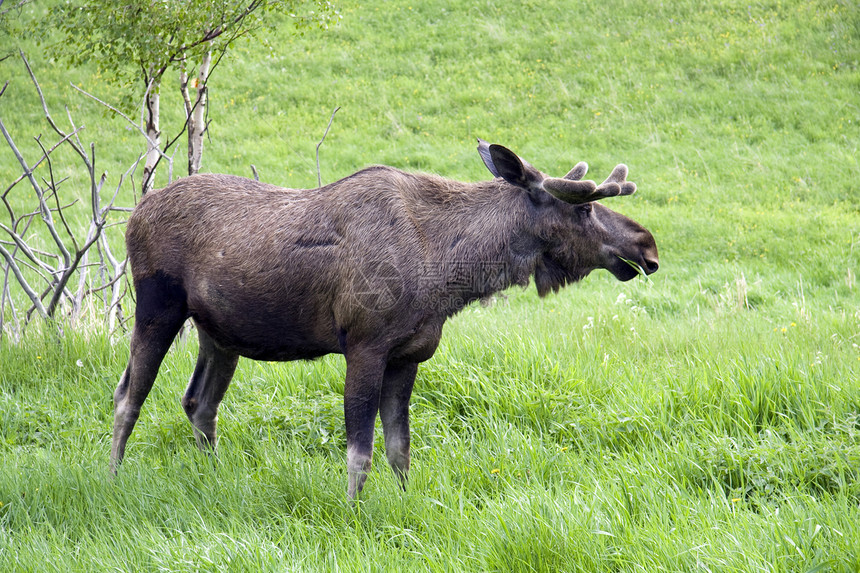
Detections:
[644, 259, 659, 274]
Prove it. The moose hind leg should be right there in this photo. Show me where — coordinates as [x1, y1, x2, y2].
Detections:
[343, 349, 387, 499]
[379, 361, 418, 490]
[111, 273, 188, 472]
[182, 328, 239, 452]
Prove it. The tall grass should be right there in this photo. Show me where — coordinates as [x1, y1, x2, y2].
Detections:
[1, 0, 859, 570]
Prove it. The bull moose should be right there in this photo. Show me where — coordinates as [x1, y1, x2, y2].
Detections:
[111, 140, 659, 498]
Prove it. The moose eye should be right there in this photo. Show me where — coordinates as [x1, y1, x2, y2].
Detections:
[577, 203, 593, 215]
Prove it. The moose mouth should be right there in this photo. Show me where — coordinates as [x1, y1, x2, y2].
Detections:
[613, 255, 659, 281]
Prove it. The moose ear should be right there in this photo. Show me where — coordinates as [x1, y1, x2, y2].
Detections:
[477, 139, 538, 189]
[476, 138, 501, 178]
[487, 143, 544, 191]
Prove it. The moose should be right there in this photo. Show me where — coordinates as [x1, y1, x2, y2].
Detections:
[111, 140, 659, 498]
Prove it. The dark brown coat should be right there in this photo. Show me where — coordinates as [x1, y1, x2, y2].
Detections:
[111, 141, 658, 498]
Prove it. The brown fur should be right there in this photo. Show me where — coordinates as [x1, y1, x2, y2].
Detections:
[111, 143, 658, 499]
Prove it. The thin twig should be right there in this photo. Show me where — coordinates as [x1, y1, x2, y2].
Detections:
[0, 239, 61, 260]
[34, 135, 80, 253]
[18, 198, 80, 219]
[1, 261, 21, 341]
[21, 51, 91, 168]
[316, 106, 340, 188]
[2, 125, 85, 199]
[71, 83, 170, 161]
[5, 53, 140, 333]
[85, 260, 127, 296]
[0, 221, 59, 275]
[0, 112, 73, 267]
[45, 222, 105, 317]
[0, 249, 51, 281]
[0, 0, 36, 18]
[0, 243, 47, 319]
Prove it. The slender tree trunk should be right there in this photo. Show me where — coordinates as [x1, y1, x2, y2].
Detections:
[142, 80, 161, 195]
[183, 50, 211, 176]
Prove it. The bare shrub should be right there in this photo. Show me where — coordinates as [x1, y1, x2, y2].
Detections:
[0, 55, 138, 340]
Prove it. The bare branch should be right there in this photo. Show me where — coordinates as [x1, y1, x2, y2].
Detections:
[1, 262, 22, 341]
[2, 56, 141, 335]
[0, 0, 36, 18]
[85, 259, 127, 296]
[0, 240, 53, 282]
[2, 125, 85, 199]
[34, 135, 80, 253]
[71, 83, 170, 162]
[0, 239, 61, 260]
[0, 243, 48, 319]
[102, 155, 141, 219]
[0, 219, 63, 278]
[0, 110, 42, 196]
[21, 51, 92, 168]
[317, 106, 340, 188]
[45, 220, 105, 317]
[18, 198, 80, 220]
[89, 142, 104, 217]
[2, 87, 73, 270]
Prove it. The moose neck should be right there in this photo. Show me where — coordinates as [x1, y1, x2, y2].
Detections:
[406, 176, 548, 314]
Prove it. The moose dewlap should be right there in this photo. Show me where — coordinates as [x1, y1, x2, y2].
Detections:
[111, 140, 659, 498]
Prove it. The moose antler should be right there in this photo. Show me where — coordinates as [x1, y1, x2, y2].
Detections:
[476, 139, 637, 204]
[542, 163, 637, 204]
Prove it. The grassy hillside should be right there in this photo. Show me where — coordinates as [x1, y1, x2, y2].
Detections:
[1, 0, 859, 570]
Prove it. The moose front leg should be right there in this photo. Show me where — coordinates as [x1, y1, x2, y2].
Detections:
[379, 361, 418, 489]
[343, 349, 387, 499]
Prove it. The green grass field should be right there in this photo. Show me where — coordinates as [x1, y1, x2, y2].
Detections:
[1, 0, 859, 570]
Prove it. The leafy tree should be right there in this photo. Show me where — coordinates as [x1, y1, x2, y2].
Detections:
[45, 0, 339, 193]
[0, 0, 38, 61]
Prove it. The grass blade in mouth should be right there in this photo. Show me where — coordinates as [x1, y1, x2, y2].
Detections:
[618, 256, 652, 283]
